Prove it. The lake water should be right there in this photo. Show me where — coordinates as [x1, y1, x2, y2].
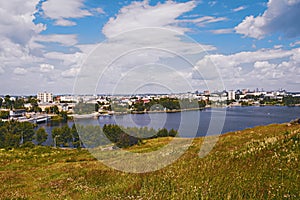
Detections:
[40, 106, 300, 144]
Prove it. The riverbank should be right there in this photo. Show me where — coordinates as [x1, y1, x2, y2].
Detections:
[0, 122, 299, 199]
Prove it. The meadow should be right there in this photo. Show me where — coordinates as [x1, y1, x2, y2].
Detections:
[0, 123, 299, 199]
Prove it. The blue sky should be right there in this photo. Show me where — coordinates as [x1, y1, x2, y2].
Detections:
[0, 0, 299, 94]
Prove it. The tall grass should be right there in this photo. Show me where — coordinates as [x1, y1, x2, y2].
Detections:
[0, 123, 299, 199]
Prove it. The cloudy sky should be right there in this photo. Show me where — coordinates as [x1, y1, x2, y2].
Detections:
[1, 0, 300, 95]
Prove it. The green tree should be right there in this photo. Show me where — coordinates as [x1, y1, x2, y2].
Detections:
[36, 127, 48, 145]
[45, 107, 50, 114]
[168, 129, 178, 137]
[14, 97, 25, 109]
[18, 122, 36, 144]
[4, 95, 12, 109]
[59, 111, 68, 121]
[61, 125, 72, 147]
[71, 124, 82, 148]
[52, 127, 62, 147]
[0, 126, 8, 148]
[156, 128, 169, 137]
[51, 105, 60, 114]
[0, 111, 9, 119]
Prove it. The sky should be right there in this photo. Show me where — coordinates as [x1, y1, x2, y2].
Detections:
[1, 0, 300, 95]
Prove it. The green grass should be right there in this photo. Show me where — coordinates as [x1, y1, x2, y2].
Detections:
[0, 123, 299, 199]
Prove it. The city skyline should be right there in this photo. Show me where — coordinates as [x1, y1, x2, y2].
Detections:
[1, 0, 300, 95]
[1, 87, 299, 97]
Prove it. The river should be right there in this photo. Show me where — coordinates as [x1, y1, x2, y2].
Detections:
[39, 106, 300, 144]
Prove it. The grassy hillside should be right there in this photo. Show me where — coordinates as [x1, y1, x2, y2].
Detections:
[0, 123, 299, 199]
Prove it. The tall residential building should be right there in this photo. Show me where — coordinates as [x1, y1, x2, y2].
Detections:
[228, 90, 236, 100]
[37, 92, 53, 103]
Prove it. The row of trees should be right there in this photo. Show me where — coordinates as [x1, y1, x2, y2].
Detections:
[283, 96, 300, 106]
[51, 124, 82, 148]
[130, 98, 207, 112]
[53, 124, 178, 148]
[0, 121, 48, 148]
[0, 121, 179, 149]
[0, 95, 41, 112]
[0, 95, 25, 109]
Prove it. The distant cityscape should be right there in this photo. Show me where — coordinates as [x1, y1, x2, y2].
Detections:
[0, 89, 300, 123]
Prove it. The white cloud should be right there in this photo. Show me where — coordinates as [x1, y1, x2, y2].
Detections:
[211, 28, 233, 34]
[235, 15, 265, 39]
[34, 34, 78, 46]
[0, 0, 48, 81]
[61, 67, 80, 78]
[0, 38, 44, 70]
[232, 6, 246, 12]
[93, 7, 105, 14]
[102, 1, 197, 38]
[40, 64, 54, 72]
[290, 41, 300, 47]
[0, 0, 45, 45]
[208, 1, 217, 7]
[0, 66, 4, 74]
[194, 47, 300, 90]
[41, 0, 92, 26]
[77, 0, 219, 94]
[13, 67, 28, 75]
[235, 0, 300, 39]
[273, 45, 283, 49]
[44, 51, 85, 66]
[253, 61, 276, 69]
[54, 19, 76, 26]
[180, 16, 227, 27]
[100, 0, 215, 56]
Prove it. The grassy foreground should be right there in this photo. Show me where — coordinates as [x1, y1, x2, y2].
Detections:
[0, 123, 299, 199]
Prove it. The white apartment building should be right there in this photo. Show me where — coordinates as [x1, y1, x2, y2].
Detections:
[37, 92, 53, 103]
[228, 90, 236, 100]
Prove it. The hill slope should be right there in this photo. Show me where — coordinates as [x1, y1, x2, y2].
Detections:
[0, 123, 299, 199]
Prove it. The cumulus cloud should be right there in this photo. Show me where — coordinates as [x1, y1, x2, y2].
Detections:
[100, 0, 216, 57]
[44, 51, 85, 67]
[73, 0, 221, 94]
[0, 0, 45, 45]
[13, 67, 28, 75]
[40, 64, 55, 72]
[41, 0, 92, 26]
[54, 19, 76, 26]
[193, 47, 300, 89]
[0, 0, 48, 79]
[235, 0, 300, 39]
[61, 67, 80, 78]
[102, 1, 197, 38]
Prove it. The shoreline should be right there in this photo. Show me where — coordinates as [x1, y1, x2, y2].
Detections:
[41, 118, 300, 150]
[73, 104, 300, 118]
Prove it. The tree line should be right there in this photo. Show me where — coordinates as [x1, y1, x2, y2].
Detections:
[0, 121, 48, 148]
[55, 124, 178, 148]
[131, 98, 207, 112]
[0, 121, 178, 149]
[0, 95, 41, 112]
